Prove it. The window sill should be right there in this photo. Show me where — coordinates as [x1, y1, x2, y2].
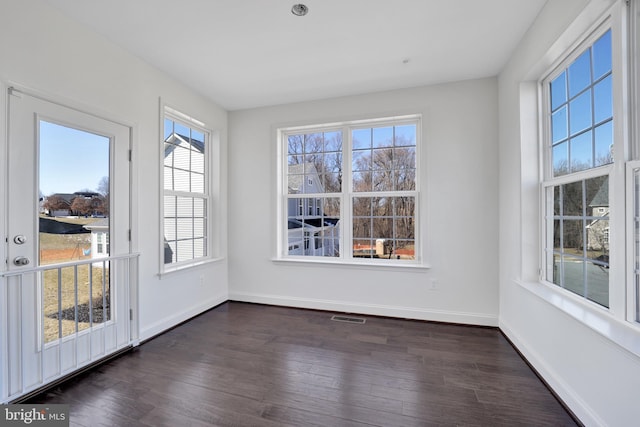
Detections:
[516, 279, 640, 359]
[159, 257, 225, 278]
[272, 257, 430, 271]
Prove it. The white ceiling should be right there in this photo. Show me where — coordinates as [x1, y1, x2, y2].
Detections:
[45, 0, 547, 111]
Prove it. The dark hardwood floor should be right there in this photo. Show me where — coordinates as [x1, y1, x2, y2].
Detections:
[28, 302, 579, 426]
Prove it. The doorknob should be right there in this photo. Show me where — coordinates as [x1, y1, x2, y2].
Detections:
[13, 256, 30, 266]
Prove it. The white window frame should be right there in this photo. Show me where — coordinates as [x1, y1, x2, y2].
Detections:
[539, 3, 634, 322]
[276, 114, 423, 266]
[160, 104, 216, 273]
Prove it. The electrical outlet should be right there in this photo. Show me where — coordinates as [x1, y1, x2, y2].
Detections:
[429, 278, 439, 290]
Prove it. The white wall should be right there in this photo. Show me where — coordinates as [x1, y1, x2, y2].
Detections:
[228, 78, 500, 326]
[499, 0, 640, 425]
[0, 0, 228, 341]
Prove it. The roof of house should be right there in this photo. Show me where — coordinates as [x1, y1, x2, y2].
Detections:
[164, 132, 205, 158]
[288, 163, 322, 193]
[589, 179, 609, 208]
[83, 218, 109, 230]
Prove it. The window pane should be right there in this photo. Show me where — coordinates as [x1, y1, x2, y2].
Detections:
[194, 238, 205, 258]
[353, 150, 371, 172]
[163, 166, 173, 190]
[164, 217, 176, 241]
[551, 107, 568, 143]
[164, 118, 174, 140]
[352, 128, 371, 149]
[372, 148, 392, 170]
[373, 127, 393, 148]
[194, 218, 205, 238]
[373, 171, 394, 191]
[563, 220, 583, 253]
[193, 198, 206, 217]
[570, 131, 593, 172]
[592, 30, 612, 80]
[288, 173, 304, 194]
[353, 171, 371, 192]
[593, 75, 612, 123]
[163, 143, 174, 167]
[176, 240, 194, 262]
[569, 90, 592, 136]
[176, 218, 193, 240]
[191, 172, 204, 193]
[192, 129, 205, 145]
[323, 172, 341, 193]
[173, 145, 190, 170]
[324, 131, 342, 152]
[192, 150, 205, 175]
[594, 121, 613, 166]
[550, 71, 567, 111]
[353, 218, 372, 239]
[286, 196, 340, 257]
[395, 125, 416, 146]
[176, 196, 193, 217]
[562, 256, 585, 296]
[39, 121, 110, 266]
[553, 142, 568, 176]
[174, 122, 190, 139]
[568, 50, 591, 97]
[174, 168, 190, 192]
[323, 152, 342, 174]
[586, 261, 609, 307]
[562, 181, 583, 216]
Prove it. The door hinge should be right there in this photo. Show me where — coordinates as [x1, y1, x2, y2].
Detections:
[128, 149, 132, 161]
[128, 229, 132, 241]
[129, 309, 133, 320]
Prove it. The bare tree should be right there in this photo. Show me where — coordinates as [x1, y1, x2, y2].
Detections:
[96, 176, 110, 217]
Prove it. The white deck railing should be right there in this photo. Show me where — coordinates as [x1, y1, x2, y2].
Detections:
[0, 253, 139, 403]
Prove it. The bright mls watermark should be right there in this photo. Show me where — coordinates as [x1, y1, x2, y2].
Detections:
[1, 405, 69, 426]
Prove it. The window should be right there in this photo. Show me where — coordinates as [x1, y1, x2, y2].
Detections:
[279, 115, 420, 263]
[542, 27, 613, 308]
[162, 107, 210, 269]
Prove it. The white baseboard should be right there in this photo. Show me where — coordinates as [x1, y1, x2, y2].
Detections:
[228, 291, 498, 326]
[140, 293, 227, 341]
[499, 319, 603, 427]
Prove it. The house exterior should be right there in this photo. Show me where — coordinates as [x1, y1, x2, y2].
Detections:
[83, 218, 109, 260]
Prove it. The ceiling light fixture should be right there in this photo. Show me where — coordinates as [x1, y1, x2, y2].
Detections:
[291, 4, 309, 16]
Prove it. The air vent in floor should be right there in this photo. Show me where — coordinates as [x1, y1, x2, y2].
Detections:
[331, 315, 366, 324]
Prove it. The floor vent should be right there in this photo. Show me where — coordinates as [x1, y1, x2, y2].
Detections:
[331, 315, 366, 324]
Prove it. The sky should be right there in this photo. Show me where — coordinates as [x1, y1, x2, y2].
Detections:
[39, 120, 109, 197]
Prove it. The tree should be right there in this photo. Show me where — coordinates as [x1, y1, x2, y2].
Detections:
[97, 176, 109, 196]
[71, 196, 92, 216]
[42, 195, 70, 214]
[96, 176, 110, 217]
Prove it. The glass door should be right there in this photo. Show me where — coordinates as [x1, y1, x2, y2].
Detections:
[1, 88, 135, 402]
